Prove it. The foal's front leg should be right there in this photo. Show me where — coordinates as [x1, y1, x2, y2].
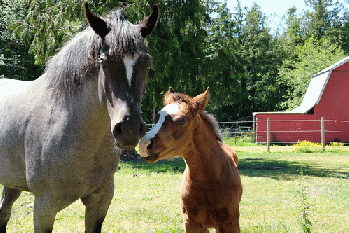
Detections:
[81, 178, 114, 233]
[183, 213, 209, 233]
[215, 222, 240, 233]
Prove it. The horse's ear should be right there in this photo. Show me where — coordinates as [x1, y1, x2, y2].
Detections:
[192, 87, 209, 113]
[139, 4, 159, 38]
[84, 2, 110, 39]
[164, 87, 175, 105]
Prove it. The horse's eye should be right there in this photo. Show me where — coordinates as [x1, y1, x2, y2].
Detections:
[99, 53, 108, 63]
[99, 44, 110, 63]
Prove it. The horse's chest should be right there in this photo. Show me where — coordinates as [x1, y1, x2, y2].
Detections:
[26, 134, 118, 196]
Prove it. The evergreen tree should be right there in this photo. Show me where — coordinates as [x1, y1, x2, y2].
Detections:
[0, 0, 42, 80]
[236, 3, 286, 117]
[2, 0, 348, 122]
[203, 2, 241, 121]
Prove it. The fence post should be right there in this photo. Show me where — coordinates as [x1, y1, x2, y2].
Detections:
[267, 118, 270, 152]
[321, 117, 325, 151]
[253, 113, 257, 143]
[152, 107, 156, 124]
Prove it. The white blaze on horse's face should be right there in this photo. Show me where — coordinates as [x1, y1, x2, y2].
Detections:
[145, 103, 180, 139]
[123, 53, 139, 86]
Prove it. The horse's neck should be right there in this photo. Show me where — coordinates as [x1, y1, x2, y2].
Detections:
[75, 79, 110, 131]
[53, 77, 110, 141]
[182, 116, 226, 182]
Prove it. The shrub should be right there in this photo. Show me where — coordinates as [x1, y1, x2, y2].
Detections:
[328, 142, 344, 147]
[293, 140, 321, 153]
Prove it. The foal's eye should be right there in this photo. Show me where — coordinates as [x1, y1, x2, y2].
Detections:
[177, 119, 186, 126]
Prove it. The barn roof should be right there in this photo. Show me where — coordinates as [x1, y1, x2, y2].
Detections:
[253, 56, 349, 116]
[290, 56, 349, 113]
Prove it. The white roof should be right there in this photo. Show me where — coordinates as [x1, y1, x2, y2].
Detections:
[253, 56, 349, 116]
[289, 71, 330, 113]
[290, 56, 349, 113]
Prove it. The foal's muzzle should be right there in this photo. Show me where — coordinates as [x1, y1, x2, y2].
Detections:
[138, 136, 159, 163]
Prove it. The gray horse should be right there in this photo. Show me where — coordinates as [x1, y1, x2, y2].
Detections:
[0, 3, 158, 232]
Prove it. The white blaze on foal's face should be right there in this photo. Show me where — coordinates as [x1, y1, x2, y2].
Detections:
[145, 103, 180, 139]
[123, 53, 139, 86]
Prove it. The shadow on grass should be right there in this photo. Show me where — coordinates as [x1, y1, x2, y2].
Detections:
[121, 157, 349, 180]
[238, 158, 349, 180]
[120, 157, 186, 174]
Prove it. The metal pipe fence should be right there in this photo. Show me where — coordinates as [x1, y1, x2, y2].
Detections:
[254, 117, 349, 151]
[147, 118, 349, 152]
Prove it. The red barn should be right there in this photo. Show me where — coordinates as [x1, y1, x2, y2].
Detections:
[253, 56, 349, 144]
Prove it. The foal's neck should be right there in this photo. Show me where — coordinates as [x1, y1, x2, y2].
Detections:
[182, 114, 226, 182]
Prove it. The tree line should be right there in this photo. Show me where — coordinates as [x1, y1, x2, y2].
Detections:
[1, 0, 348, 122]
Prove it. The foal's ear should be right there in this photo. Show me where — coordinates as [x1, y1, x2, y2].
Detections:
[192, 87, 209, 113]
[164, 87, 175, 105]
[84, 2, 110, 39]
[139, 4, 159, 38]
[168, 87, 175, 93]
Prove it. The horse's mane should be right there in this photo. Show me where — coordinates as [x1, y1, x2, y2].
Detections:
[105, 10, 145, 56]
[45, 9, 143, 96]
[45, 28, 100, 95]
[199, 111, 222, 142]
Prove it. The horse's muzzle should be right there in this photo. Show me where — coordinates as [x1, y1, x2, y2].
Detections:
[113, 119, 147, 149]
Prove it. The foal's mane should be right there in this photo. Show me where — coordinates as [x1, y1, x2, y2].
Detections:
[45, 8, 143, 96]
[167, 92, 222, 142]
[199, 111, 223, 143]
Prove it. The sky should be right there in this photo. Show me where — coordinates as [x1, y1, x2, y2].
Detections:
[225, 0, 309, 31]
[225, 0, 347, 31]
[226, 0, 308, 18]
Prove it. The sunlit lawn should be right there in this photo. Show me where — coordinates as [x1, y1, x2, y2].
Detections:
[1, 143, 349, 232]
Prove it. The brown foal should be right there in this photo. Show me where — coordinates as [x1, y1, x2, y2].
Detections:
[139, 87, 242, 232]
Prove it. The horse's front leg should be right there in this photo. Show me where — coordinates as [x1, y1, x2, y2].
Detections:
[0, 187, 22, 232]
[81, 178, 114, 233]
[33, 191, 68, 233]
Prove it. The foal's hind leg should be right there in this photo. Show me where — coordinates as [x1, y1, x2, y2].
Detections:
[81, 178, 114, 233]
[0, 187, 22, 232]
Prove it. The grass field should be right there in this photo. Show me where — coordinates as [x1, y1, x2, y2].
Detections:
[1, 144, 349, 232]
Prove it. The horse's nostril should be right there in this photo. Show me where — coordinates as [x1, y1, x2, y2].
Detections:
[147, 138, 154, 150]
[113, 123, 123, 138]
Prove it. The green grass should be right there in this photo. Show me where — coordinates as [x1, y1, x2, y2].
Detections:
[1, 145, 349, 232]
[223, 135, 256, 146]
